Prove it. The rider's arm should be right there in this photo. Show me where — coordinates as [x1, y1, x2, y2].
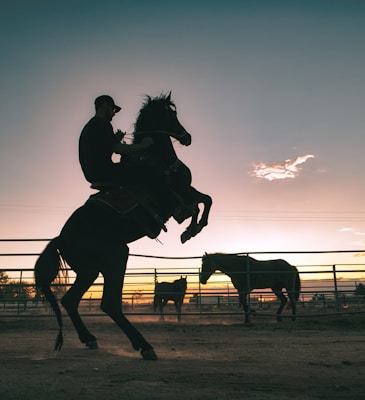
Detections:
[113, 137, 153, 155]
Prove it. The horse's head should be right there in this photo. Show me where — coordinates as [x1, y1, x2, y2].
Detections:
[178, 275, 187, 291]
[200, 252, 218, 284]
[134, 92, 191, 146]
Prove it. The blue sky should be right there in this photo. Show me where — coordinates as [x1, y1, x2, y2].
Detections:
[1, 0, 365, 271]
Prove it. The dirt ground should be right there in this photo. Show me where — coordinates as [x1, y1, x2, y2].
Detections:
[0, 313, 365, 400]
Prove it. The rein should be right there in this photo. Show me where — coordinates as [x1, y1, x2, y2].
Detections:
[133, 130, 189, 143]
[132, 130, 186, 171]
[134, 130, 172, 135]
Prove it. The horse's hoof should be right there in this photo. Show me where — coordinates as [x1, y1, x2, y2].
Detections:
[86, 340, 98, 349]
[180, 231, 190, 243]
[141, 349, 158, 360]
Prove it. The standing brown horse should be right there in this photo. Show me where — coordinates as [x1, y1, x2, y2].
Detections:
[153, 276, 187, 322]
[200, 253, 301, 323]
[35, 93, 212, 360]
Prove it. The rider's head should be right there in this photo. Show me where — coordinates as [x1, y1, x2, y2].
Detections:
[94, 95, 121, 121]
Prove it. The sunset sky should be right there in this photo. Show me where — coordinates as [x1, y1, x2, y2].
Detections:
[1, 0, 365, 273]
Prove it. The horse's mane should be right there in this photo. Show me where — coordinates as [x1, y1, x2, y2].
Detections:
[203, 253, 250, 264]
[203, 252, 230, 259]
[134, 93, 175, 132]
[141, 93, 175, 111]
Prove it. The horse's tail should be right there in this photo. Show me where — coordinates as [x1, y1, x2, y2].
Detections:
[294, 268, 301, 302]
[153, 294, 158, 312]
[34, 237, 64, 351]
[153, 282, 161, 311]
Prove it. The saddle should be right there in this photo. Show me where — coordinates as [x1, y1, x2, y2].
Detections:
[88, 183, 195, 239]
[87, 183, 167, 239]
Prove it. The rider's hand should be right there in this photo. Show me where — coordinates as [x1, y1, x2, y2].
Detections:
[115, 129, 125, 141]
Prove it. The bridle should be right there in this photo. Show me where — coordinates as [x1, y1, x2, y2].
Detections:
[133, 97, 191, 145]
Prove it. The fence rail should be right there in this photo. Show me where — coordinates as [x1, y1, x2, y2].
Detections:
[1, 239, 365, 319]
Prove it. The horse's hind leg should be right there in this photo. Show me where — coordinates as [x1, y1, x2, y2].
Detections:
[100, 249, 157, 360]
[153, 295, 163, 320]
[238, 292, 252, 323]
[159, 299, 168, 321]
[273, 289, 287, 322]
[61, 269, 100, 348]
[174, 301, 182, 322]
[154, 298, 165, 320]
[287, 291, 297, 321]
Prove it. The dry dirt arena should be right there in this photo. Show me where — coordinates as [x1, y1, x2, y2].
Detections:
[1, 313, 365, 400]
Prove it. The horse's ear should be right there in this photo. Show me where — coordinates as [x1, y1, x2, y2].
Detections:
[204, 252, 208, 256]
[167, 91, 171, 101]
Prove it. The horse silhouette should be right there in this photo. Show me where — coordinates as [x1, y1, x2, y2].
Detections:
[154, 276, 187, 322]
[130, 95, 212, 243]
[200, 252, 301, 323]
[34, 93, 211, 360]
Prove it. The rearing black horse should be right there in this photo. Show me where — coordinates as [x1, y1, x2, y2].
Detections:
[35, 93, 212, 360]
[131, 95, 212, 243]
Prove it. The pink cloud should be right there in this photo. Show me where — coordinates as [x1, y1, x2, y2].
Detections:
[251, 154, 315, 181]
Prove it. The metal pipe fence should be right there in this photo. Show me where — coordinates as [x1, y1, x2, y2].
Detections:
[1, 239, 365, 319]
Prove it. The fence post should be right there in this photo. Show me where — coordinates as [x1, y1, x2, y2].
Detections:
[198, 268, 202, 314]
[246, 254, 251, 323]
[332, 264, 340, 313]
[227, 283, 230, 307]
[18, 269, 23, 314]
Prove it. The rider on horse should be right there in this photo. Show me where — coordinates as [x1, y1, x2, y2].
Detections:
[79, 95, 155, 188]
[78, 95, 179, 238]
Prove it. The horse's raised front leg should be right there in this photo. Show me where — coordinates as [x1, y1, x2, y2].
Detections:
[198, 192, 212, 228]
[180, 192, 212, 243]
[100, 247, 157, 360]
[180, 206, 199, 243]
[61, 269, 99, 348]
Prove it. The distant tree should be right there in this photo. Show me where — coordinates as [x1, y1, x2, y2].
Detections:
[132, 290, 143, 305]
[2, 281, 35, 300]
[311, 293, 325, 302]
[34, 266, 70, 301]
[0, 271, 8, 282]
[0, 271, 10, 299]
[354, 283, 365, 299]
